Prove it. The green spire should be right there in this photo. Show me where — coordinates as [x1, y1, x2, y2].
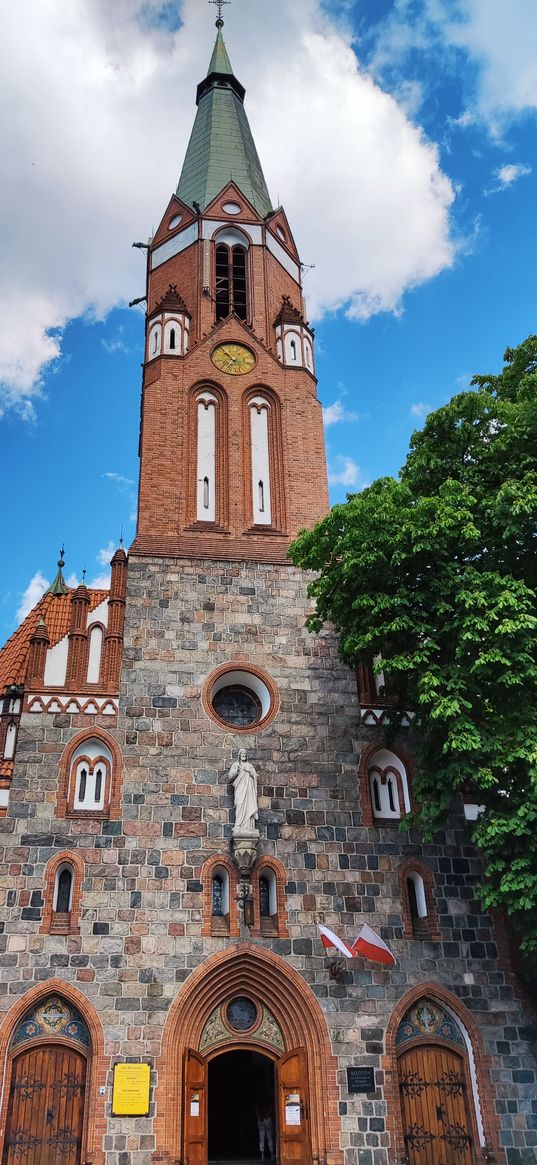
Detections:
[207, 28, 233, 77]
[45, 548, 69, 597]
[176, 28, 272, 218]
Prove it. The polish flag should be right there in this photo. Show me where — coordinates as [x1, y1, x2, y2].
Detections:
[352, 924, 396, 966]
[318, 924, 355, 959]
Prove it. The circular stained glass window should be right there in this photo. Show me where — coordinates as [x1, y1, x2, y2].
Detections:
[226, 997, 258, 1031]
[212, 685, 261, 728]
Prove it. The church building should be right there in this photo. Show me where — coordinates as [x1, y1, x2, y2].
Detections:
[0, 12, 535, 1165]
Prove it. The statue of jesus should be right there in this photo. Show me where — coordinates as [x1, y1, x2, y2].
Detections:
[229, 749, 259, 834]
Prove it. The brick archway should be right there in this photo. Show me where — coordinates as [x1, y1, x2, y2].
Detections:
[154, 942, 342, 1165]
[383, 982, 503, 1163]
[0, 978, 107, 1165]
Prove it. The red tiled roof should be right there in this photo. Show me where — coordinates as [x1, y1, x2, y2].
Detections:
[0, 761, 13, 779]
[0, 590, 109, 692]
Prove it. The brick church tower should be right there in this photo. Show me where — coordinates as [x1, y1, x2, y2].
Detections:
[0, 15, 535, 1165]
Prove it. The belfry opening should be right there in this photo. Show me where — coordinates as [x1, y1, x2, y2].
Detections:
[208, 1050, 276, 1162]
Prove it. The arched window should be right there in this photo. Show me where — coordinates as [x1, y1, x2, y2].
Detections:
[41, 851, 84, 935]
[67, 738, 113, 816]
[148, 322, 162, 359]
[249, 396, 272, 525]
[202, 858, 240, 938]
[210, 864, 231, 935]
[258, 868, 278, 936]
[55, 865, 73, 914]
[399, 861, 440, 941]
[366, 748, 411, 824]
[196, 392, 217, 522]
[215, 241, 249, 321]
[164, 318, 182, 355]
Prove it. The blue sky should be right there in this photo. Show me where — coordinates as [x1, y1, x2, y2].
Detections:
[1, 0, 536, 644]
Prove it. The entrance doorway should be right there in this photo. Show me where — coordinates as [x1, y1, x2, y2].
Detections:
[208, 1050, 275, 1162]
[2, 1043, 86, 1165]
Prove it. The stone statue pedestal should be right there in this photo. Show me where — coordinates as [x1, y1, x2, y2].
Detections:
[232, 829, 260, 876]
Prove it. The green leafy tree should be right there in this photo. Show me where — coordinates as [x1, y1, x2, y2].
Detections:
[290, 336, 537, 967]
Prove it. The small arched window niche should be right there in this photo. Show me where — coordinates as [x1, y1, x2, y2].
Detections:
[202, 857, 240, 938]
[245, 389, 286, 533]
[399, 861, 440, 941]
[214, 228, 250, 322]
[362, 745, 412, 827]
[41, 851, 84, 936]
[56, 731, 122, 820]
[251, 859, 288, 938]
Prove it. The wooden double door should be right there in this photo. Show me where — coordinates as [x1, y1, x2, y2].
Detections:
[2, 1044, 86, 1165]
[399, 1043, 477, 1165]
[183, 1046, 312, 1165]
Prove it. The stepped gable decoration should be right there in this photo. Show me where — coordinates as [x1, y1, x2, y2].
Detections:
[273, 295, 306, 328]
[150, 284, 191, 320]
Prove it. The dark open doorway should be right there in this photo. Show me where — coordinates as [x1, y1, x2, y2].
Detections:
[208, 1049, 276, 1162]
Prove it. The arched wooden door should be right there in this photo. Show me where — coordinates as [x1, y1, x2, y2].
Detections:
[2, 1043, 86, 1165]
[399, 1043, 476, 1165]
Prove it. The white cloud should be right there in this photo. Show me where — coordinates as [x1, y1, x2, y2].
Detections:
[374, 0, 537, 137]
[327, 455, 361, 488]
[16, 571, 49, 623]
[410, 401, 432, 418]
[0, 0, 456, 414]
[103, 472, 134, 490]
[323, 400, 359, 427]
[442, 0, 537, 132]
[492, 163, 532, 191]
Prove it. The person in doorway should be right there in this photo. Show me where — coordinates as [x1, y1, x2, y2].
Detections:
[256, 1097, 275, 1160]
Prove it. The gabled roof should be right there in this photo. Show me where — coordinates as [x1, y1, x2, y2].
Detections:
[0, 589, 108, 692]
[176, 29, 272, 218]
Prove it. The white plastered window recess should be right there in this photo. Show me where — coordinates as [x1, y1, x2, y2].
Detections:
[368, 749, 411, 821]
[196, 392, 217, 522]
[249, 396, 272, 525]
[69, 738, 113, 813]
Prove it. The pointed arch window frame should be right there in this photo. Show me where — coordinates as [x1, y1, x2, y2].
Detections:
[243, 386, 286, 535]
[187, 383, 229, 531]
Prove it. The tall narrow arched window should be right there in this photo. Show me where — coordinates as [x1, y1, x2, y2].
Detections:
[41, 852, 85, 936]
[249, 397, 272, 525]
[210, 864, 231, 935]
[400, 861, 440, 941]
[259, 869, 278, 935]
[196, 392, 217, 522]
[215, 233, 249, 321]
[55, 865, 73, 915]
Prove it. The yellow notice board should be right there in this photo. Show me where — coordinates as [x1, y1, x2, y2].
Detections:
[112, 1062, 151, 1116]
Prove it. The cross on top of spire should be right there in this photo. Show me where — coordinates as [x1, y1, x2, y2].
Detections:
[209, 0, 229, 29]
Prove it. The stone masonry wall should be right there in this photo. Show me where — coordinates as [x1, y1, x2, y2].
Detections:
[0, 557, 535, 1165]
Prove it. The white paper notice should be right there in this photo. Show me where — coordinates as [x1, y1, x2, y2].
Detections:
[190, 1095, 200, 1117]
[285, 1093, 301, 1126]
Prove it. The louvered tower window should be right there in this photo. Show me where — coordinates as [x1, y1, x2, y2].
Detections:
[215, 244, 248, 321]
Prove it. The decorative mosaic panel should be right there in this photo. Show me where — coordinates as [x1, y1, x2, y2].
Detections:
[199, 1002, 284, 1054]
[396, 999, 464, 1048]
[12, 996, 90, 1050]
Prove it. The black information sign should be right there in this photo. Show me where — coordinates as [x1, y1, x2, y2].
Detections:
[347, 1066, 375, 1094]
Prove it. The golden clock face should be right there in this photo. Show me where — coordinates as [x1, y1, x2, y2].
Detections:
[211, 343, 256, 376]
